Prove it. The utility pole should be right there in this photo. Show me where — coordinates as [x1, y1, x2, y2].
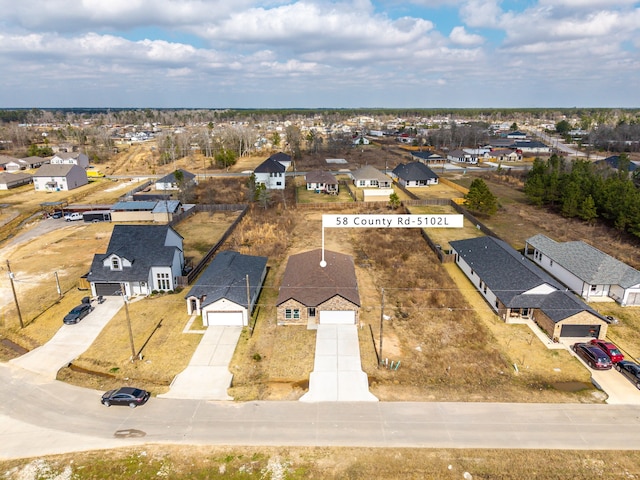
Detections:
[246, 274, 251, 332]
[120, 283, 136, 361]
[6, 260, 24, 329]
[379, 287, 384, 368]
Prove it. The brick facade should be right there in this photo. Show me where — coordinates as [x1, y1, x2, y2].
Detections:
[277, 295, 358, 325]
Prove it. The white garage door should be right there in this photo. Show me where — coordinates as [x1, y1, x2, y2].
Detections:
[319, 311, 355, 325]
[205, 311, 244, 326]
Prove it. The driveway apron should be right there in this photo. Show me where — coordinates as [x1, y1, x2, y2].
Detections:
[300, 324, 377, 402]
[9, 298, 124, 379]
[159, 326, 241, 400]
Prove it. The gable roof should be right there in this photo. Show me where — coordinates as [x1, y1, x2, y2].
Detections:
[269, 152, 292, 165]
[157, 169, 196, 184]
[305, 170, 338, 184]
[0, 155, 19, 166]
[526, 234, 640, 288]
[450, 236, 563, 306]
[595, 155, 639, 172]
[254, 156, 286, 173]
[351, 165, 389, 182]
[33, 163, 80, 177]
[277, 249, 360, 307]
[88, 225, 182, 283]
[392, 162, 439, 181]
[186, 250, 268, 308]
[410, 151, 443, 161]
[450, 236, 603, 323]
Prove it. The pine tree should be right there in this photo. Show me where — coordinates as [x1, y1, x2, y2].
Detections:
[464, 178, 498, 215]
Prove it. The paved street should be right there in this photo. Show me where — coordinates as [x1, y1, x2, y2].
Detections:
[3, 362, 640, 460]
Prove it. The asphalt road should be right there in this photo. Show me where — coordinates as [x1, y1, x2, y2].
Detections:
[3, 362, 640, 460]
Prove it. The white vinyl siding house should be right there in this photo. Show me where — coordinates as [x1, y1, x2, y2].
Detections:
[88, 225, 184, 297]
[33, 164, 88, 191]
[525, 234, 640, 306]
[50, 152, 90, 169]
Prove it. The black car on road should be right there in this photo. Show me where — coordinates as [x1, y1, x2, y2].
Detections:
[615, 361, 640, 389]
[101, 387, 150, 408]
[63, 304, 93, 324]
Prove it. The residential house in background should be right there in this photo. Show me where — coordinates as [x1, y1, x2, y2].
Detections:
[447, 149, 480, 164]
[525, 234, 640, 306]
[268, 151, 292, 170]
[506, 131, 527, 139]
[110, 200, 183, 223]
[0, 155, 16, 170]
[391, 161, 439, 187]
[185, 250, 268, 326]
[0, 172, 32, 190]
[155, 169, 197, 191]
[350, 165, 391, 188]
[450, 236, 608, 340]
[410, 151, 444, 164]
[595, 155, 639, 173]
[276, 249, 360, 325]
[32, 164, 88, 191]
[484, 149, 522, 162]
[254, 155, 287, 190]
[305, 170, 338, 194]
[88, 224, 185, 297]
[50, 152, 90, 169]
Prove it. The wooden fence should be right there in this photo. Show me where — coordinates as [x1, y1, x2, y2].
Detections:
[175, 204, 249, 287]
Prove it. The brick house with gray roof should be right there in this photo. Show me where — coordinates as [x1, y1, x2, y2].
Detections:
[450, 236, 608, 340]
[525, 234, 640, 306]
[276, 249, 360, 325]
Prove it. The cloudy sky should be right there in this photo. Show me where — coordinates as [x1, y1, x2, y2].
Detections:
[0, 0, 638, 108]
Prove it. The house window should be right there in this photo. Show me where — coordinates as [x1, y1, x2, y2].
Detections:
[550, 260, 553, 266]
[590, 285, 597, 292]
[111, 258, 120, 270]
[285, 308, 301, 320]
[156, 272, 170, 290]
[308, 307, 316, 317]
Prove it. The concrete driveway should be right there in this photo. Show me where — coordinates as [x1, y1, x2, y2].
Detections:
[159, 326, 242, 400]
[563, 339, 640, 404]
[9, 297, 123, 379]
[300, 324, 377, 402]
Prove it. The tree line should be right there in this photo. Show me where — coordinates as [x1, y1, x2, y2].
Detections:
[524, 154, 640, 238]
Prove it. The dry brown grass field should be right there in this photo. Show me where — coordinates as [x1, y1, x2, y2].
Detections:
[3, 444, 640, 479]
[3, 144, 640, 404]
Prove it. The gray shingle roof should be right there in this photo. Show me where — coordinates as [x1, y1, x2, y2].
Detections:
[449, 236, 601, 322]
[88, 225, 182, 283]
[392, 162, 439, 182]
[254, 157, 286, 173]
[526, 234, 640, 288]
[351, 165, 390, 183]
[157, 169, 196, 183]
[186, 250, 268, 308]
[33, 164, 77, 177]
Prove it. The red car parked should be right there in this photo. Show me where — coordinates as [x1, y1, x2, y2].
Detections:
[590, 339, 624, 363]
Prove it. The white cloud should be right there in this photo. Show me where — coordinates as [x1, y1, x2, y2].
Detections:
[0, 0, 638, 107]
[449, 26, 484, 46]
